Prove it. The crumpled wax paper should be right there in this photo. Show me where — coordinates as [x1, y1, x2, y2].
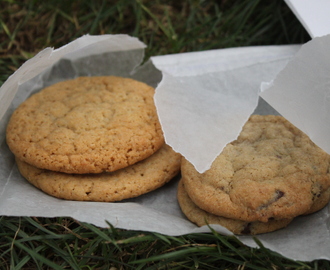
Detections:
[152, 45, 300, 173]
[1, 33, 330, 261]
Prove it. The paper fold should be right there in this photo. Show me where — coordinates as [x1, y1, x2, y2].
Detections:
[152, 45, 300, 172]
[261, 34, 330, 156]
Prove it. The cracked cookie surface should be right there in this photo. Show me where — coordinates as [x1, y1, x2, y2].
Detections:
[182, 115, 330, 222]
[16, 144, 181, 202]
[6, 76, 164, 174]
[177, 180, 293, 235]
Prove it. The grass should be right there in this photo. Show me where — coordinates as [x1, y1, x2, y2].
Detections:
[0, 0, 325, 269]
[0, 0, 309, 83]
[2, 217, 328, 270]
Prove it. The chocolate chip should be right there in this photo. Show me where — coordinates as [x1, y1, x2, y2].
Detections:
[311, 183, 322, 201]
[241, 223, 251, 235]
[275, 190, 285, 201]
[258, 190, 285, 210]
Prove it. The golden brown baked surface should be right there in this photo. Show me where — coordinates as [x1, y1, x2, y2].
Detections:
[7, 76, 164, 174]
[177, 180, 293, 235]
[182, 115, 330, 222]
[16, 144, 181, 202]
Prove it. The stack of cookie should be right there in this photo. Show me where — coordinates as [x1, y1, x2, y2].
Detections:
[6, 76, 181, 202]
[178, 115, 330, 235]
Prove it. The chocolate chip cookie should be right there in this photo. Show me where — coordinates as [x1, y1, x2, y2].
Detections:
[177, 180, 293, 235]
[182, 115, 330, 222]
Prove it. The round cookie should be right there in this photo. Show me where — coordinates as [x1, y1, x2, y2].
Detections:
[182, 115, 330, 222]
[6, 76, 164, 174]
[177, 180, 293, 235]
[16, 144, 181, 202]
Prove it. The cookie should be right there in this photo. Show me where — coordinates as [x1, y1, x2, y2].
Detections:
[177, 180, 292, 235]
[182, 115, 330, 222]
[6, 76, 164, 174]
[16, 144, 181, 202]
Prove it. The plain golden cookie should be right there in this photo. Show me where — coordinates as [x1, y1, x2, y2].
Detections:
[16, 144, 181, 202]
[177, 180, 293, 235]
[182, 115, 330, 222]
[7, 76, 164, 174]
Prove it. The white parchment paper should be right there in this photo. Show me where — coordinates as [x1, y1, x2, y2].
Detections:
[261, 34, 330, 156]
[285, 0, 330, 38]
[152, 45, 300, 173]
[1, 34, 330, 261]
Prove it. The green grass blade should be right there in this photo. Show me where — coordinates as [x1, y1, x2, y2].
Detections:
[80, 222, 121, 251]
[12, 240, 63, 270]
[130, 246, 216, 264]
